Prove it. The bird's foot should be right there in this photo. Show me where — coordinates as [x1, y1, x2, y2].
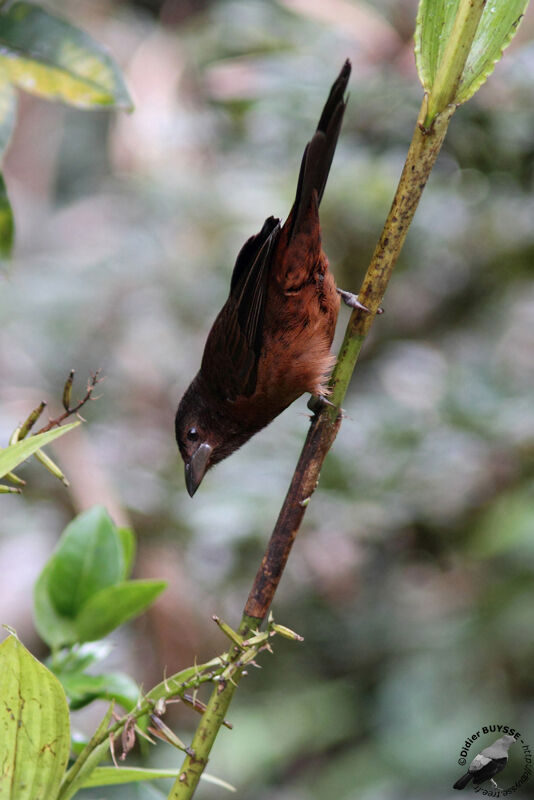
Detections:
[307, 394, 337, 415]
[490, 779, 501, 791]
[337, 288, 384, 314]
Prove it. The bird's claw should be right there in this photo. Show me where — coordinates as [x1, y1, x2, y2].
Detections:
[337, 288, 384, 315]
[307, 395, 338, 415]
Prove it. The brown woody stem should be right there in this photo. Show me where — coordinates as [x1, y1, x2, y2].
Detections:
[244, 408, 342, 617]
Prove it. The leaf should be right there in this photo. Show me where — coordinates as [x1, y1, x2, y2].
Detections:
[117, 526, 136, 579]
[0, 422, 79, 478]
[81, 767, 236, 792]
[59, 670, 140, 711]
[0, 66, 17, 160]
[74, 580, 167, 643]
[57, 708, 114, 800]
[0, 69, 16, 260]
[34, 561, 79, 649]
[0, 632, 70, 799]
[0, 2, 133, 109]
[455, 1, 528, 104]
[415, 0, 528, 107]
[48, 506, 124, 617]
[34, 509, 150, 647]
[415, 0, 455, 92]
[51, 640, 112, 674]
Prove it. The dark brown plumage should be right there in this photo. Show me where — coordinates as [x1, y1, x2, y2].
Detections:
[176, 61, 351, 495]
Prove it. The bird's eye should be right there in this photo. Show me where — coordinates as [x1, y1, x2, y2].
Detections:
[187, 427, 199, 442]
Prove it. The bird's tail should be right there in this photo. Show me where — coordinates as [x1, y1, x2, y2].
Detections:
[288, 59, 351, 239]
[453, 772, 473, 790]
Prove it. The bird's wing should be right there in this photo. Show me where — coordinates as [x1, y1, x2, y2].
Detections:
[230, 216, 279, 295]
[469, 753, 492, 772]
[201, 217, 281, 400]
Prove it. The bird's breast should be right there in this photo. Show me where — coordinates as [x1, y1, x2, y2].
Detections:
[226, 266, 339, 430]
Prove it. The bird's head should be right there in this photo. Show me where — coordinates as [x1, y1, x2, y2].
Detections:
[500, 735, 516, 748]
[175, 377, 217, 496]
[175, 374, 247, 496]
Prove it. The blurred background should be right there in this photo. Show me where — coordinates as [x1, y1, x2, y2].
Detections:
[1, 0, 534, 797]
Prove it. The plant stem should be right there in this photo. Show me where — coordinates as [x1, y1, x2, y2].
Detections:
[245, 411, 342, 617]
[167, 679, 240, 798]
[167, 614, 257, 799]
[329, 99, 455, 405]
[169, 95, 455, 800]
[58, 660, 224, 800]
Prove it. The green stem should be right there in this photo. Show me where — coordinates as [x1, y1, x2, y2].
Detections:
[168, 616, 257, 799]
[168, 95, 455, 800]
[328, 99, 455, 412]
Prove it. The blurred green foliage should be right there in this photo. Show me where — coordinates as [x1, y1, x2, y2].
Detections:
[1, 0, 534, 798]
[0, 0, 132, 257]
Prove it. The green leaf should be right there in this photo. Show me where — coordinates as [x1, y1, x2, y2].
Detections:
[0, 632, 70, 799]
[0, 180, 15, 265]
[59, 670, 139, 711]
[58, 707, 114, 800]
[0, 68, 15, 261]
[415, 0, 529, 112]
[34, 561, 79, 649]
[415, 0, 454, 92]
[82, 767, 181, 787]
[48, 506, 124, 617]
[82, 766, 236, 792]
[74, 580, 166, 643]
[117, 525, 136, 579]
[0, 66, 17, 160]
[0, 2, 133, 109]
[0, 422, 79, 478]
[455, 0, 529, 104]
[50, 641, 112, 674]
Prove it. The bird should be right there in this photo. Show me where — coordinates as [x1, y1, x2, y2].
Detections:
[176, 60, 364, 496]
[453, 734, 516, 790]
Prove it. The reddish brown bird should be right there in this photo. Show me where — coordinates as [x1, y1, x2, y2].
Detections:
[176, 60, 362, 496]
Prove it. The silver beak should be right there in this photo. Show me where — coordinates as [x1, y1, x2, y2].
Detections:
[185, 443, 213, 497]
